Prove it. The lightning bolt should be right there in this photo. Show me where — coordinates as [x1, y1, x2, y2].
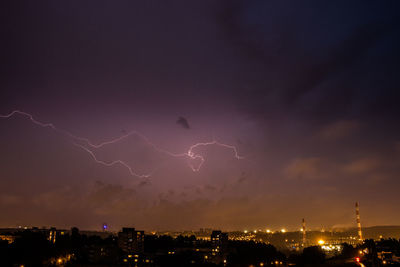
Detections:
[72, 143, 153, 178]
[185, 141, 243, 171]
[0, 110, 243, 177]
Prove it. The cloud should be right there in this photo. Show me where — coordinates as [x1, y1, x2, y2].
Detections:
[1, 1, 400, 230]
[318, 120, 360, 140]
[32, 186, 82, 211]
[87, 182, 135, 207]
[342, 158, 381, 174]
[285, 157, 325, 180]
[176, 116, 190, 129]
[395, 141, 400, 152]
[138, 180, 151, 187]
[217, 2, 400, 124]
[0, 194, 22, 205]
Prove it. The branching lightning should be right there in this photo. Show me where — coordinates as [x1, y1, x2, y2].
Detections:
[0, 110, 243, 177]
[184, 141, 243, 172]
[72, 143, 153, 178]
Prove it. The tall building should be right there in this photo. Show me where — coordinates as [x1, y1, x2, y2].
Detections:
[118, 228, 144, 254]
[211, 231, 228, 248]
[49, 227, 57, 244]
[302, 218, 306, 246]
[355, 202, 363, 241]
[210, 230, 228, 265]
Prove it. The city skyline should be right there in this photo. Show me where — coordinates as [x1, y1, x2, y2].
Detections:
[1, 1, 400, 231]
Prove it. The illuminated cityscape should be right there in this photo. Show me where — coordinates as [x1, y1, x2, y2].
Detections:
[1, 221, 400, 266]
[1, 1, 400, 266]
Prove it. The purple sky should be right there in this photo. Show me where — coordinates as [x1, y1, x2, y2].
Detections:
[1, 1, 400, 231]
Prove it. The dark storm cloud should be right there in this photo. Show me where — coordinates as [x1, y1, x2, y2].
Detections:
[1, 1, 400, 230]
[176, 116, 190, 129]
[218, 1, 400, 123]
[282, 23, 394, 109]
[138, 180, 151, 187]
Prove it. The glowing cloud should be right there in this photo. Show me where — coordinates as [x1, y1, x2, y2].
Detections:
[1, 110, 243, 177]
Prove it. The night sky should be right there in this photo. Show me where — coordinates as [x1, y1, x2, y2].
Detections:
[1, 1, 400, 231]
